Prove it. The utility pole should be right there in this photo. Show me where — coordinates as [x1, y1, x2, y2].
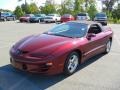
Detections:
[85, 0, 88, 11]
[18, 0, 27, 5]
[25, 0, 27, 5]
[101, 1, 104, 11]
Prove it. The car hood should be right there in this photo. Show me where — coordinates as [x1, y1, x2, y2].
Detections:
[13, 34, 74, 56]
[20, 17, 29, 19]
[45, 16, 53, 19]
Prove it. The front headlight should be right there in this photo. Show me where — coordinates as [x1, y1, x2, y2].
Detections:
[30, 53, 49, 58]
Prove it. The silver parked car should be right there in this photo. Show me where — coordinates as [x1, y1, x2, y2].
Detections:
[44, 14, 61, 23]
[76, 13, 90, 21]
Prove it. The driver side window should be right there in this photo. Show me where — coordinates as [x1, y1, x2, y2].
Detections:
[88, 24, 102, 34]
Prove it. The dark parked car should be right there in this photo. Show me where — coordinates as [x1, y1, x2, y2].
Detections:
[19, 14, 34, 22]
[10, 21, 113, 75]
[94, 13, 107, 25]
[29, 14, 46, 23]
[0, 12, 16, 21]
[61, 14, 75, 23]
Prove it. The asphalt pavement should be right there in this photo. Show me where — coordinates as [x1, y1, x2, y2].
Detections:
[0, 21, 120, 90]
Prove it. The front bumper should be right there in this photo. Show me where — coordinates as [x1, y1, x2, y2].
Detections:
[19, 19, 28, 22]
[95, 20, 107, 23]
[10, 55, 64, 75]
[0, 17, 5, 20]
[44, 19, 55, 22]
[10, 57, 52, 73]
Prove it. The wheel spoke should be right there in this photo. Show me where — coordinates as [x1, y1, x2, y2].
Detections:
[67, 54, 79, 73]
[106, 41, 111, 52]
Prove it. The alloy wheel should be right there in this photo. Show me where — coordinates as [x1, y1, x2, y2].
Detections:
[67, 55, 79, 73]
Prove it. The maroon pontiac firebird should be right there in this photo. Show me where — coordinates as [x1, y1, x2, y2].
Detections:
[10, 21, 113, 75]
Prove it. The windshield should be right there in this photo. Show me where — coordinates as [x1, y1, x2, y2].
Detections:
[35, 14, 41, 17]
[25, 14, 34, 17]
[47, 14, 55, 16]
[62, 14, 71, 17]
[78, 13, 87, 16]
[45, 22, 88, 38]
[96, 13, 106, 17]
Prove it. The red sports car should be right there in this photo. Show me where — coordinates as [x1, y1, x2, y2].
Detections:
[61, 14, 75, 23]
[19, 14, 34, 22]
[10, 21, 113, 75]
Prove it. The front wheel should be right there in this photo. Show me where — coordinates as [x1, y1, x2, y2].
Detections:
[55, 19, 57, 23]
[64, 52, 79, 75]
[104, 40, 112, 54]
[3, 18, 7, 21]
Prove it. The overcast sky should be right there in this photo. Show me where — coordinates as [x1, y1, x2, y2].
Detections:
[0, 0, 102, 11]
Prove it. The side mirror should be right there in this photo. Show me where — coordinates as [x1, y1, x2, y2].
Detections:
[87, 33, 96, 40]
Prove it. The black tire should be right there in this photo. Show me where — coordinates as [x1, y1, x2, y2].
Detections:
[61, 21, 63, 23]
[3, 18, 6, 21]
[104, 22, 107, 26]
[64, 52, 79, 75]
[104, 40, 112, 54]
[55, 19, 57, 23]
[38, 19, 41, 23]
[27, 19, 30, 23]
[13, 17, 16, 21]
[45, 21, 48, 23]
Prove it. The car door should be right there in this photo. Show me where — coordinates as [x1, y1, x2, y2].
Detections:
[6, 13, 11, 20]
[82, 24, 106, 62]
[56, 14, 61, 21]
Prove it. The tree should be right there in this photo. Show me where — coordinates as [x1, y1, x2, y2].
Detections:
[14, 6, 24, 19]
[87, 0, 98, 20]
[87, 3, 98, 20]
[29, 3, 39, 14]
[112, 4, 120, 19]
[18, 0, 27, 5]
[103, 0, 118, 12]
[74, 0, 84, 15]
[21, 3, 31, 14]
[0, 9, 12, 12]
[41, 4, 56, 14]
[58, 0, 74, 15]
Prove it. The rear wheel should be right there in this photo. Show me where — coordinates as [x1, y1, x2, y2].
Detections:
[13, 17, 16, 21]
[64, 52, 79, 75]
[45, 21, 48, 23]
[104, 22, 107, 26]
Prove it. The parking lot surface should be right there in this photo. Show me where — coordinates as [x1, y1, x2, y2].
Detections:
[0, 21, 120, 90]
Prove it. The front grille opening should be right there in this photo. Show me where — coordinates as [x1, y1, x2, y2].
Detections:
[22, 64, 27, 70]
[17, 49, 29, 54]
